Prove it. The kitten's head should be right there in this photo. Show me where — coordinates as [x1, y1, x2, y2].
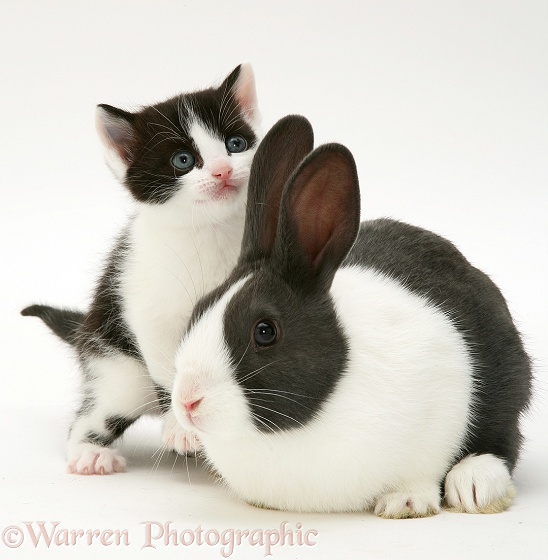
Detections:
[96, 64, 261, 225]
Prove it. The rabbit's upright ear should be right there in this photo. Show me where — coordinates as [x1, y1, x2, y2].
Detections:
[239, 115, 314, 264]
[274, 143, 360, 293]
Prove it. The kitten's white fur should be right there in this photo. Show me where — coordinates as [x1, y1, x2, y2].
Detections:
[121, 120, 251, 390]
[67, 354, 153, 473]
[170, 266, 512, 516]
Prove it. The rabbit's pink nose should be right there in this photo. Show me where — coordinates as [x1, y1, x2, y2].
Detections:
[182, 398, 202, 413]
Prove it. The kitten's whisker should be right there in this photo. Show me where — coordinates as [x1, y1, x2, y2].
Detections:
[150, 106, 184, 139]
[190, 206, 206, 296]
[218, 79, 232, 127]
[198, 203, 225, 227]
[221, 102, 240, 129]
[177, 96, 190, 133]
[142, 134, 182, 154]
[153, 262, 196, 308]
[161, 242, 199, 305]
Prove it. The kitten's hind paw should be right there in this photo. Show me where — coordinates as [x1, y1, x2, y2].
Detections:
[67, 444, 127, 475]
[162, 412, 202, 455]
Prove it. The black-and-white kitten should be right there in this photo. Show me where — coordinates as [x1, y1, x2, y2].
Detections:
[22, 64, 261, 474]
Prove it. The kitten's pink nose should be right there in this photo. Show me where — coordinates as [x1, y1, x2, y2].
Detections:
[211, 161, 232, 181]
[182, 398, 203, 414]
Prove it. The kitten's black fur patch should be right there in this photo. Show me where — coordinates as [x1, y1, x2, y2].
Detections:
[85, 431, 113, 448]
[78, 231, 141, 359]
[77, 395, 96, 417]
[102, 66, 258, 204]
[155, 384, 172, 414]
[84, 415, 137, 447]
[105, 415, 137, 439]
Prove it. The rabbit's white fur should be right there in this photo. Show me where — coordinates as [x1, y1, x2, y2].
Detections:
[173, 266, 473, 513]
[444, 453, 516, 514]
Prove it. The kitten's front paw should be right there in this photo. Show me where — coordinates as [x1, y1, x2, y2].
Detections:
[67, 444, 127, 475]
[162, 413, 202, 455]
[444, 454, 515, 514]
[375, 488, 440, 519]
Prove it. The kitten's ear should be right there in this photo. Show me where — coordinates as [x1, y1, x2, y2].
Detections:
[220, 63, 260, 126]
[95, 104, 137, 180]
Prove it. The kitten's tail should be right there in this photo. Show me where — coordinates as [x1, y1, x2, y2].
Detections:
[21, 304, 85, 346]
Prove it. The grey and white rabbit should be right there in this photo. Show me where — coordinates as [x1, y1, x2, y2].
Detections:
[22, 64, 261, 474]
[170, 115, 532, 517]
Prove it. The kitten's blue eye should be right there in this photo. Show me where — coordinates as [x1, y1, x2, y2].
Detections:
[225, 135, 248, 154]
[171, 151, 195, 171]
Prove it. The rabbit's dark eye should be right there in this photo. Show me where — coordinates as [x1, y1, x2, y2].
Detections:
[253, 320, 279, 348]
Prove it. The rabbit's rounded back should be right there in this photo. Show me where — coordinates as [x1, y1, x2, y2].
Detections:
[345, 219, 532, 471]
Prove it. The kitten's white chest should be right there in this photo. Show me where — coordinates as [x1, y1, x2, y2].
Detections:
[120, 208, 244, 387]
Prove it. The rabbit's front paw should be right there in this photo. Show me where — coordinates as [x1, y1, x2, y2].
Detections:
[375, 487, 440, 519]
[444, 453, 515, 513]
[162, 412, 202, 455]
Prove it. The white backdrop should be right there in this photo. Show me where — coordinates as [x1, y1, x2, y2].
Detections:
[1, 1, 547, 559]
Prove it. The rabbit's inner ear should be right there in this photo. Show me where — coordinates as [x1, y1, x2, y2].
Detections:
[277, 144, 360, 290]
[239, 115, 314, 263]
